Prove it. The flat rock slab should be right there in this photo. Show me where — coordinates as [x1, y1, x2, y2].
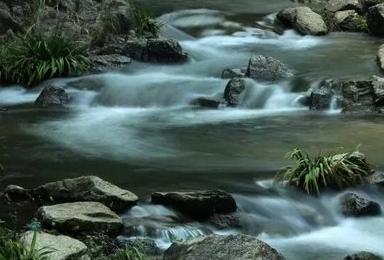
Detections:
[164, 234, 285, 260]
[151, 190, 237, 220]
[21, 231, 88, 260]
[38, 202, 123, 236]
[33, 176, 138, 212]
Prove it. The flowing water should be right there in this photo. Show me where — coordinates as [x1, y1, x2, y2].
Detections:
[1, 1, 384, 259]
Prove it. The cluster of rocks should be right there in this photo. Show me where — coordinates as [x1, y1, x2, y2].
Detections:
[278, 0, 384, 36]
[0, 175, 286, 260]
[192, 54, 290, 109]
[304, 76, 384, 114]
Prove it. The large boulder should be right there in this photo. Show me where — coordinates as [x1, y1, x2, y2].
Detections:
[223, 78, 246, 107]
[246, 55, 289, 81]
[367, 3, 384, 36]
[326, 0, 363, 13]
[377, 44, 384, 71]
[34, 86, 71, 107]
[340, 193, 381, 217]
[151, 190, 237, 220]
[21, 231, 88, 260]
[33, 176, 138, 212]
[344, 251, 384, 260]
[276, 7, 328, 35]
[164, 234, 285, 260]
[37, 202, 124, 235]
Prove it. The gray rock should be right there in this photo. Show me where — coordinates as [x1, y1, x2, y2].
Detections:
[164, 234, 285, 260]
[342, 80, 376, 113]
[3, 185, 31, 201]
[326, 0, 363, 13]
[37, 202, 123, 236]
[0, 7, 22, 35]
[361, 0, 384, 11]
[221, 68, 246, 79]
[34, 86, 71, 107]
[208, 213, 241, 229]
[367, 3, 384, 36]
[309, 85, 333, 110]
[91, 54, 132, 73]
[344, 251, 384, 260]
[340, 193, 381, 217]
[147, 39, 188, 63]
[21, 231, 88, 260]
[365, 171, 384, 185]
[334, 10, 367, 31]
[224, 78, 246, 107]
[151, 190, 237, 220]
[377, 44, 384, 71]
[121, 238, 161, 257]
[33, 176, 138, 212]
[276, 7, 328, 35]
[246, 55, 289, 81]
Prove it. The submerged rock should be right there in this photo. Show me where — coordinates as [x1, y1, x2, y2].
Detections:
[151, 190, 237, 220]
[164, 234, 285, 260]
[21, 231, 88, 260]
[276, 7, 328, 35]
[33, 176, 138, 212]
[208, 213, 241, 229]
[191, 97, 222, 109]
[344, 251, 383, 260]
[246, 55, 289, 81]
[367, 3, 384, 36]
[34, 86, 71, 107]
[340, 193, 381, 217]
[38, 202, 123, 236]
[224, 78, 246, 107]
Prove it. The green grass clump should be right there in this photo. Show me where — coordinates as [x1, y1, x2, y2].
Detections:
[0, 230, 54, 260]
[112, 246, 147, 260]
[275, 148, 372, 195]
[0, 31, 91, 87]
[132, 7, 161, 38]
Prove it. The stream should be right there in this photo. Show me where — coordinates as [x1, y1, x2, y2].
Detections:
[1, 1, 384, 259]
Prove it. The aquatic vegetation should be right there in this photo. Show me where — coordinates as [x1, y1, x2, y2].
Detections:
[0, 229, 54, 260]
[276, 148, 372, 195]
[0, 30, 91, 87]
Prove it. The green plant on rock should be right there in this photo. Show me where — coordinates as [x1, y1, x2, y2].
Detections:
[0, 229, 54, 260]
[318, 8, 339, 32]
[112, 246, 147, 260]
[0, 30, 91, 87]
[275, 148, 372, 195]
[132, 7, 162, 38]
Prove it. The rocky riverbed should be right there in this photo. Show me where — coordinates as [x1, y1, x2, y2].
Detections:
[2, 0, 384, 259]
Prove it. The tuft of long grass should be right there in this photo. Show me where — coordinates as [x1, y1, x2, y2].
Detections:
[112, 246, 147, 260]
[275, 148, 372, 195]
[0, 30, 91, 87]
[0, 230, 55, 260]
[132, 7, 161, 38]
